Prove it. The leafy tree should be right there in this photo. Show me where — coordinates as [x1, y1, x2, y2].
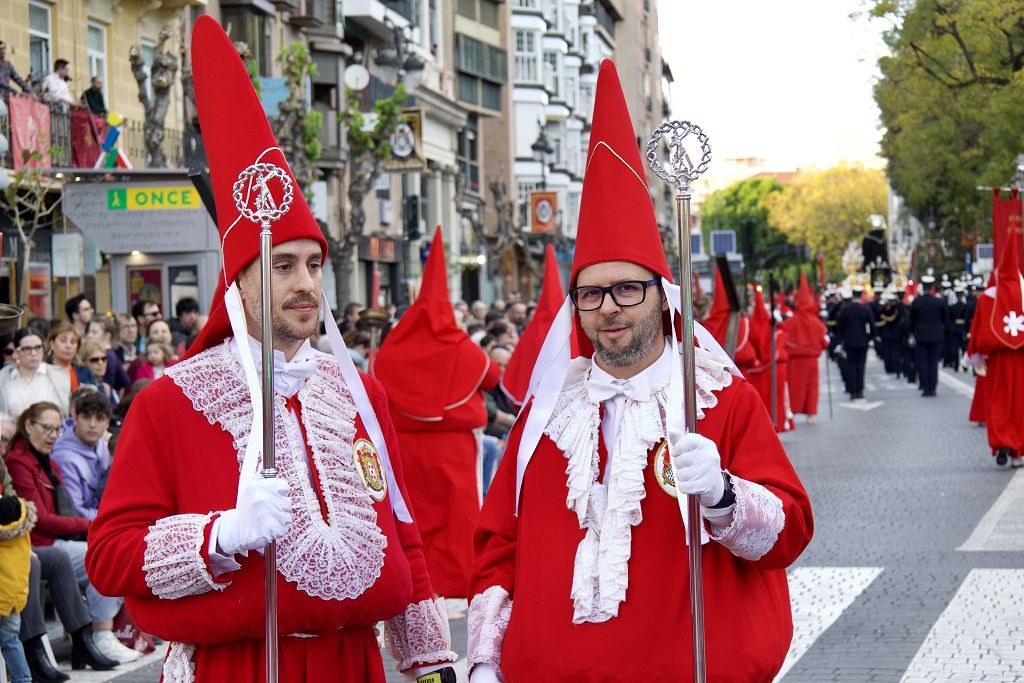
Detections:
[765, 164, 888, 271]
[700, 177, 796, 276]
[272, 43, 322, 195]
[129, 28, 179, 168]
[870, 0, 1024, 263]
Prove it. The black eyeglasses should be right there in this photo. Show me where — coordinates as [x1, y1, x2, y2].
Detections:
[86, 356, 107, 363]
[569, 278, 661, 311]
[30, 421, 63, 437]
[17, 344, 43, 354]
[3, 347, 13, 356]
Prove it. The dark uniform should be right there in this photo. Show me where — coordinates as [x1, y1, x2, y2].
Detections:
[836, 295, 875, 399]
[910, 289, 950, 396]
[877, 299, 902, 375]
[946, 293, 968, 371]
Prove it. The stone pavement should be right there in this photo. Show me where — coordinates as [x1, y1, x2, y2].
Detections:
[68, 354, 1020, 682]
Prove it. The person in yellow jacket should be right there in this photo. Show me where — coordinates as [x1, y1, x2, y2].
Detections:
[0, 456, 36, 683]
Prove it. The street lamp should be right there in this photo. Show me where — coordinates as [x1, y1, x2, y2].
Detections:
[374, 16, 425, 83]
[531, 122, 554, 191]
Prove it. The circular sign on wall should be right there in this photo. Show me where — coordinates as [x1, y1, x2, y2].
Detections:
[390, 122, 415, 158]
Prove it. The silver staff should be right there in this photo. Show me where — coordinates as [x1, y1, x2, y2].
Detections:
[233, 162, 294, 683]
[647, 121, 712, 683]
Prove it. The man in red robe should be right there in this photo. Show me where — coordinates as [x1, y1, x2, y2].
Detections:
[465, 61, 812, 682]
[375, 228, 500, 598]
[703, 267, 760, 373]
[967, 222, 1024, 466]
[784, 273, 829, 423]
[85, 18, 457, 682]
[747, 287, 793, 431]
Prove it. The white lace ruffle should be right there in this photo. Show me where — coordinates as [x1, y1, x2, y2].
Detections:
[162, 642, 196, 683]
[709, 475, 785, 561]
[545, 352, 732, 624]
[143, 513, 227, 599]
[166, 341, 387, 602]
[466, 585, 512, 673]
[384, 596, 457, 672]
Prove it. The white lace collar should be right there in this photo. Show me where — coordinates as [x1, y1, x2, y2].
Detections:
[229, 335, 320, 398]
[586, 338, 674, 403]
[543, 347, 733, 624]
[166, 341, 387, 601]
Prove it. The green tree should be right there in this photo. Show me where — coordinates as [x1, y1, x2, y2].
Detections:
[272, 43, 322, 195]
[870, 0, 1024, 263]
[765, 164, 888, 271]
[700, 177, 796, 276]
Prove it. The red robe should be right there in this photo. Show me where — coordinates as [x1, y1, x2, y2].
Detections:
[467, 358, 813, 682]
[388, 361, 500, 598]
[86, 341, 455, 681]
[969, 292, 1024, 456]
[783, 276, 828, 416]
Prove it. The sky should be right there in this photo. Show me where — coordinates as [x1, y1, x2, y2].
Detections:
[658, 0, 888, 172]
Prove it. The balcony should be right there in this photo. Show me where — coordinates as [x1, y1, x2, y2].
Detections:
[289, 0, 329, 28]
[344, 0, 412, 38]
[0, 94, 183, 171]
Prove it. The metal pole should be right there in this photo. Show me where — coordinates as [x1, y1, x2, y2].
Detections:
[768, 275, 777, 426]
[259, 226, 279, 683]
[648, 121, 712, 683]
[825, 348, 834, 419]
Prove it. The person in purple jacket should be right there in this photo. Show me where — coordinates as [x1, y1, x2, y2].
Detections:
[51, 391, 111, 520]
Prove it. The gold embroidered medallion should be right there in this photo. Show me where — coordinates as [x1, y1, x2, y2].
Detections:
[353, 438, 387, 502]
[653, 441, 678, 498]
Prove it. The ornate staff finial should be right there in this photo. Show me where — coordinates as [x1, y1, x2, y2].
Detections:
[232, 161, 295, 230]
[646, 121, 712, 196]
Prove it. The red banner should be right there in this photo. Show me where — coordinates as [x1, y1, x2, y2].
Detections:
[71, 107, 106, 168]
[993, 188, 1024, 266]
[9, 95, 51, 170]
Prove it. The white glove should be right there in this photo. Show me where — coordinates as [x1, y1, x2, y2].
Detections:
[667, 429, 724, 507]
[216, 477, 292, 556]
[469, 664, 502, 683]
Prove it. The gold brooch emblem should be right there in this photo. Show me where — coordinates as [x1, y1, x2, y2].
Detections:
[353, 438, 387, 502]
[653, 441, 677, 498]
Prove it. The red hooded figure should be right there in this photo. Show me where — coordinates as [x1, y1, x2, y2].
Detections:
[85, 17, 457, 681]
[703, 266, 758, 371]
[466, 60, 812, 682]
[783, 273, 829, 418]
[967, 212, 1024, 462]
[375, 227, 500, 597]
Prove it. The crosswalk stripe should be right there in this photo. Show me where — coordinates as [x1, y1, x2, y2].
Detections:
[959, 469, 1024, 552]
[776, 566, 883, 681]
[899, 569, 1024, 682]
[937, 369, 975, 398]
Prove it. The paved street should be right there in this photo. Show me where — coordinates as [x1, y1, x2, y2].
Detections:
[59, 354, 1023, 681]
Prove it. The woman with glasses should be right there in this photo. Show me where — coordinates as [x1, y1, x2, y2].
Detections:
[3, 402, 121, 679]
[0, 329, 68, 418]
[78, 341, 118, 406]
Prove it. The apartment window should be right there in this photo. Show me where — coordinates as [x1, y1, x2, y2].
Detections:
[458, 0, 500, 28]
[514, 31, 539, 83]
[513, 0, 538, 8]
[595, 0, 617, 38]
[579, 83, 594, 117]
[140, 40, 155, 101]
[28, 1, 51, 79]
[222, 8, 271, 76]
[87, 22, 107, 88]
[457, 115, 481, 195]
[457, 0, 476, 16]
[517, 181, 539, 205]
[564, 74, 576, 108]
[481, 81, 501, 110]
[543, 51, 559, 97]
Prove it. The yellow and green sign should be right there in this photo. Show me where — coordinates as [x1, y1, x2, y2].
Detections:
[107, 187, 200, 211]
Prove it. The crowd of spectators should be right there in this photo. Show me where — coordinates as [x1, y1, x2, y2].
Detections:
[0, 295, 194, 681]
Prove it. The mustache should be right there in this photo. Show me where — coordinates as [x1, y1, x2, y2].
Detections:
[283, 294, 320, 309]
[599, 318, 632, 330]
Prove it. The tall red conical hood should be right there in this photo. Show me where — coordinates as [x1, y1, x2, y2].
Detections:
[786, 272, 827, 347]
[571, 60, 669, 287]
[751, 287, 771, 364]
[702, 265, 731, 345]
[183, 16, 328, 359]
[990, 212, 1024, 349]
[502, 245, 564, 406]
[376, 227, 493, 419]
[568, 60, 670, 359]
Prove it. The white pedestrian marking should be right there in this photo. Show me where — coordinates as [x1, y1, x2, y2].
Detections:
[775, 566, 883, 681]
[839, 400, 885, 411]
[937, 369, 975, 398]
[959, 469, 1024, 552]
[899, 569, 1024, 682]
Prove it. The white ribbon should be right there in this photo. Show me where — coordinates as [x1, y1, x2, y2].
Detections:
[222, 282, 411, 522]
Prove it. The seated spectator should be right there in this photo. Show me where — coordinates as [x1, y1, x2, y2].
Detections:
[51, 391, 111, 521]
[113, 314, 138, 364]
[1, 333, 15, 368]
[488, 322, 518, 349]
[77, 342, 117, 406]
[129, 340, 174, 382]
[0, 329, 67, 418]
[81, 76, 106, 116]
[41, 59, 75, 109]
[0, 453, 35, 683]
[345, 331, 371, 372]
[144, 319, 174, 356]
[4, 402, 133, 672]
[107, 380, 150, 456]
[96, 319, 130, 396]
[170, 297, 200, 351]
[46, 323, 95, 396]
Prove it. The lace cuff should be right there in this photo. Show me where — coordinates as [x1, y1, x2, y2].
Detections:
[143, 513, 230, 599]
[467, 585, 512, 675]
[384, 596, 457, 672]
[708, 475, 784, 561]
[162, 643, 196, 683]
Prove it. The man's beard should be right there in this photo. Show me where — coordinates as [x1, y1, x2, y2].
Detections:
[249, 293, 321, 346]
[583, 300, 663, 368]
